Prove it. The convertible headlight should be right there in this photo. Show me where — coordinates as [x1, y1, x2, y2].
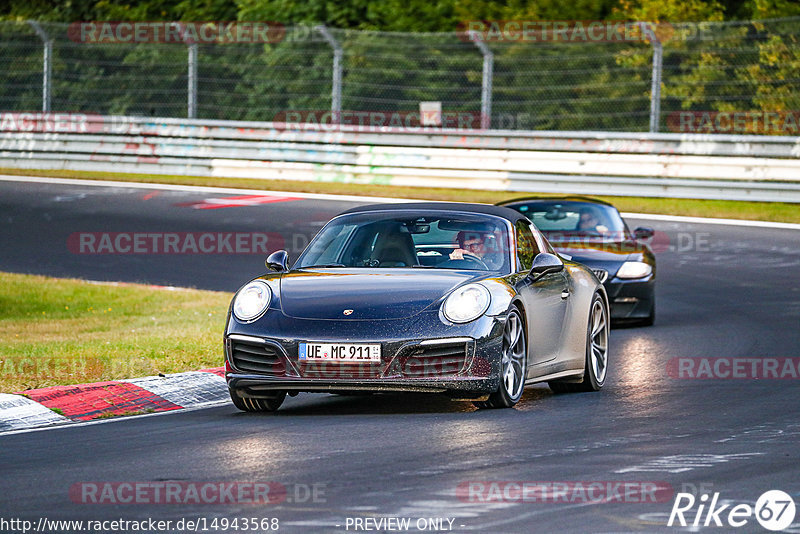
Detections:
[233, 281, 271, 322]
[616, 261, 652, 279]
[443, 283, 491, 323]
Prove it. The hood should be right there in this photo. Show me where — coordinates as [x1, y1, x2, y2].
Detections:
[551, 241, 646, 279]
[550, 239, 644, 263]
[279, 268, 481, 320]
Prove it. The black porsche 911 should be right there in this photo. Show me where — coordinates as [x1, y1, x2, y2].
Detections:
[225, 203, 610, 412]
[498, 197, 656, 326]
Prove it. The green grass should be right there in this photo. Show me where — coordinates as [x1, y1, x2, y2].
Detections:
[0, 272, 231, 393]
[2, 167, 798, 223]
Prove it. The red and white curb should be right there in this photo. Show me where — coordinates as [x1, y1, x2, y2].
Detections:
[0, 368, 227, 433]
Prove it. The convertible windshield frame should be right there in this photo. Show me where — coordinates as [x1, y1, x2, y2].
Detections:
[293, 209, 516, 274]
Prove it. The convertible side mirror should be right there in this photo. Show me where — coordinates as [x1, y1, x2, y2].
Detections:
[528, 252, 564, 280]
[266, 250, 289, 272]
[634, 227, 654, 240]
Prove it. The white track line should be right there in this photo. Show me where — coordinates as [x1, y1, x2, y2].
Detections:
[1, 174, 798, 230]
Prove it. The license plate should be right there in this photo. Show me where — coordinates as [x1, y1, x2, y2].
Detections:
[299, 343, 381, 363]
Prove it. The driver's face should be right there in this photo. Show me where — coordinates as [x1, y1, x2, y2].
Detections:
[579, 212, 598, 227]
[462, 237, 485, 256]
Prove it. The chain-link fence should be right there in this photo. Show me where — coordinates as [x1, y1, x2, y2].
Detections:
[2, 19, 799, 133]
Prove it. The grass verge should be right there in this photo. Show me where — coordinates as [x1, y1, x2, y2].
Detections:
[0, 271, 230, 393]
[1, 167, 798, 224]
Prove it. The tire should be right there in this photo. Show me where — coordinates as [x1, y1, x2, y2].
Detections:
[474, 308, 527, 409]
[549, 292, 609, 394]
[230, 390, 286, 412]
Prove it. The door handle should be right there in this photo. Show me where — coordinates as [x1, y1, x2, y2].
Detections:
[561, 290, 570, 300]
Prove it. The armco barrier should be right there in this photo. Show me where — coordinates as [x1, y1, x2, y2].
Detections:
[1, 114, 800, 202]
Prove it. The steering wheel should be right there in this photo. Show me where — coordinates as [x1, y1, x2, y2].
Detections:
[446, 253, 488, 270]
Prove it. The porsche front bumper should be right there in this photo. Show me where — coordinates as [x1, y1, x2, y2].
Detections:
[605, 276, 655, 320]
[225, 312, 505, 399]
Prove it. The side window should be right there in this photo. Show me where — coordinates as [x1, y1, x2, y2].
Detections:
[515, 220, 540, 271]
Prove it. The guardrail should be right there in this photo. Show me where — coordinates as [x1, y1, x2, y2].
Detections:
[2, 114, 800, 202]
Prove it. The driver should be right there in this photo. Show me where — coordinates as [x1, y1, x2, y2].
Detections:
[449, 230, 503, 269]
[577, 207, 608, 233]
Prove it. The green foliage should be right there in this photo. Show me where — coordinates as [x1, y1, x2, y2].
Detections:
[0, 271, 229, 392]
[1, 1, 799, 132]
[614, 0, 726, 22]
[743, 0, 800, 19]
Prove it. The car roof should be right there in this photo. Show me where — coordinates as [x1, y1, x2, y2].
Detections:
[341, 202, 530, 223]
[497, 196, 616, 208]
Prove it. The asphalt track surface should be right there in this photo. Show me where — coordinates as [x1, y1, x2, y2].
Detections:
[1, 179, 799, 533]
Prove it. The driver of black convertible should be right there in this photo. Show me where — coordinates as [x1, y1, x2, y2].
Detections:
[449, 230, 504, 270]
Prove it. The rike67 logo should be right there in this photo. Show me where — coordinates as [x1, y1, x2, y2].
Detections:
[668, 490, 796, 531]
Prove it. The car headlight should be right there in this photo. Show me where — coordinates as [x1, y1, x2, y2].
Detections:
[616, 261, 652, 279]
[233, 281, 272, 322]
[443, 283, 491, 323]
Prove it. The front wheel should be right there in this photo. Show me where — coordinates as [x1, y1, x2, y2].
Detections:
[549, 292, 609, 393]
[230, 390, 286, 412]
[474, 308, 527, 409]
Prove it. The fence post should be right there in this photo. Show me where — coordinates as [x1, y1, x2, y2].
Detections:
[469, 32, 493, 130]
[27, 21, 52, 113]
[641, 23, 663, 133]
[175, 23, 199, 119]
[315, 25, 343, 122]
[187, 43, 198, 119]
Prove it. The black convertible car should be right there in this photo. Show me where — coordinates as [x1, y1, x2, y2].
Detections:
[499, 197, 656, 325]
[225, 202, 610, 412]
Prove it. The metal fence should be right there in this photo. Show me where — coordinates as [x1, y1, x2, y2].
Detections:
[2, 19, 800, 132]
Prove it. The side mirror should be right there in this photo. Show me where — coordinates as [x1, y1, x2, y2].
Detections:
[634, 227, 654, 240]
[265, 250, 289, 272]
[528, 252, 564, 280]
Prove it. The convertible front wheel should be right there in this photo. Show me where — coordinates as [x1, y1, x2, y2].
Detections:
[230, 390, 286, 412]
[475, 308, 527, 409]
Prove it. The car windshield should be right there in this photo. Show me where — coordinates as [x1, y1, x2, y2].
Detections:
[294, 211, 511, 272]
[510, 201, 628, 241]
